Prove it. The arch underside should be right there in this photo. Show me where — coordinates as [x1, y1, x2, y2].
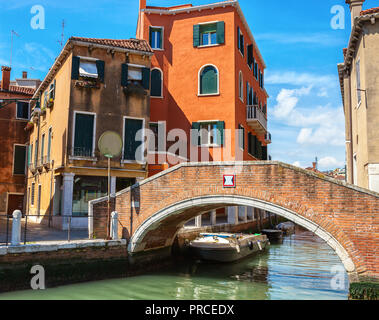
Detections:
[128, 195, 357, 275]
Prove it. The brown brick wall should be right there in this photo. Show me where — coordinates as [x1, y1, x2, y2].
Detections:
[92, 162, 379, 280]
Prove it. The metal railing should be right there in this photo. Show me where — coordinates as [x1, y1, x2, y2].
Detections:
[246, 105, 267, 132]
[265, 132, 272, 143]
[73, 147, 93, 158]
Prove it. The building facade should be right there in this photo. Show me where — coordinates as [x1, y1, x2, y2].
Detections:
[26, 37, 153, 229]
[136, 0, 270, 177]
[0, 67, 36, 215]
[338, 0, 379, 192]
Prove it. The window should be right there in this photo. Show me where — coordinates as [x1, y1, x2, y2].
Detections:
[237, 27, 244, 56]
[31, 183, 35, 206]
[121, 64, 150, 89]
[40, 134, 45, 164]
[149, 123, 159, 152]
[48, 80, 56, 100]
[151, 69, 162, 97]
[356, 60, 361, 105]
[191, 121, 224, 146]
[193, 22, 224, 47]
[13, 145, 27, 175]
[16, 101, 29, 119]
[28, 143, 33, 166]
[246, 82, 252, 105]
[239, 72, 243, 101]
[149, 27, 163, 50]
[34, 139, 38, 165]
[248, 133, 262, 159]
[123, 118, 144, 161]
[199, 65, 219, 95]
[247, 44, 253, 69]
[47, 127, 52, 162]
[238, 125, 245, 150]
[254, 62, 258, 80]
[71, 56, 105, 82]
[73, 112, 95, 157]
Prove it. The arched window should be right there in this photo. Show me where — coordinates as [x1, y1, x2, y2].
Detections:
[199, 65, 218, 95]
[239, 71, 243, 101]
[151, 68, 162, 97]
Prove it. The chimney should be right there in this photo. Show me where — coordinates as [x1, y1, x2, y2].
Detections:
[346, 0, 365, 29]
[1, 66, 11, 91]
[312, 162, 317, 170]
[139, 0, 146, 10]
[22, 71, 27, 79]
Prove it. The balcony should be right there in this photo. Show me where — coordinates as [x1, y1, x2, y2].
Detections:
[36, 158, 44, 172]
[43, 156, 51, 169]
[29, 162, 36, 174]
[246, 105, 267, 135]
[265, 132, 272, 144]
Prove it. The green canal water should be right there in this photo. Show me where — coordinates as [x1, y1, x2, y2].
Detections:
[0, 229, 349, 300]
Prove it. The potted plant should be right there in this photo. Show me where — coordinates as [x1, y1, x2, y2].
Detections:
[25, 121, 34, 131]
[47, 98, 54, 108]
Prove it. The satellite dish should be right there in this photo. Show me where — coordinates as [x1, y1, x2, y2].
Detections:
[98, 131, 123, 158]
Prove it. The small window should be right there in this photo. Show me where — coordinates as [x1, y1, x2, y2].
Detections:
[128, 66, 142, 81]
[193, 22, 224, 47]
[31, 183, 35, 206]
[150, 27, 163, 50]
[151, 69, 162, 97]
[356, 60, 361, 105]
[13, 145, 27, 175]
[239, 72, 243, 101]
[200, 122, 220, 146]
[199, 65, 218, 95]
[47, 127, 52, 162]
[149, 123, 159, 152]
[40, 134, 45, 164]
[73, 113, 95, 157]
[238, 125, 245, 150]
[200, 23, 218, 46]
[79, 60, 98, 78]
[16, 101, 29, 119]
[237, 27, 244, 56]
[124, 118, 144, 161]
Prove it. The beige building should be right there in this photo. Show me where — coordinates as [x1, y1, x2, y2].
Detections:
[338, 1, 379, 192]
[26, 37, 153, 229]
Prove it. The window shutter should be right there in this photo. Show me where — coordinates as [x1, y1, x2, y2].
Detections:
[246, 82, 249, 106]
[191, 122, 200, 146]
[121, 64, 128, 87]
[249, 88, 253, 105]
[193, 25, 200, 47]
[71, 56, 80, 80]
[28, 145, 32, 165]
[248, 132, 252, 154]
[262, 146, 267, 160]
[52, 79, 56, 99]
[151, 69, 162, 97]
[13, 146, 26, 175]
[216, 121, 225, 146]
[149, 27, 153, 47]
[142, 67, 150, 90]
[216, 21, 225, 45]
[237, 27, 240, 50]
[247, 44, 253, 67]
[96, 60, 105, 83]
[124, 118, 143, 161]
[74, 114, 94, 157]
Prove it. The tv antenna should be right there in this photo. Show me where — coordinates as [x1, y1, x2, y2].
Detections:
[10, 30, 20, 68]
[57, 20, 65, 48]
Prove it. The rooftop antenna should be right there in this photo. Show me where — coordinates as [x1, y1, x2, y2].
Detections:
[10, 30, 20, 68]
[315, 156, 318, 170]
[57, 20, 65, 48]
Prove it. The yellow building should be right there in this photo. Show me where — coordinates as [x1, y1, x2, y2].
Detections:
[26, 37, 153, 229]
[338, 1, 379, 192]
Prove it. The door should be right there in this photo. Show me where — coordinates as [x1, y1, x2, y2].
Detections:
[7, 194, 24, 216]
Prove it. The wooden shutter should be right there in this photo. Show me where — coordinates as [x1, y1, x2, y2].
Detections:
[74, 113, 94, 157]
[193, 25, 200, 47]
[149, 27, 153, 47]
[201, 66, 217, 94]
[121, 64, 128, 87]
[237, 27, 240, 50]
[216, 121, 225, 146]
[262, 146, 268, 160]
[124, 118, 143, 161]
[52, 79, 56, 99]
[71, 56, 80, 80]
[151, 69, 162, 97]
[13, 145, 26, 175]
[248, 132, 252, 154]
[247, 44, 253, 67]
[191, 122, 200, 146]
[96, 60, 105, 83]
[142, 67, 150, 90]
[216, 21, 225, 44]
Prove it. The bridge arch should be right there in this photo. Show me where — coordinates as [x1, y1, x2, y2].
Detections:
[129, 195, 356, 273]
[90, 161, 379, 282]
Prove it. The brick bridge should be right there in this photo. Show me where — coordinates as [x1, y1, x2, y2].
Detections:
[90, 161, 379, 282]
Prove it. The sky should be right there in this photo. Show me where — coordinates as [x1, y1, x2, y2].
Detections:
[0, 0, 377, 170]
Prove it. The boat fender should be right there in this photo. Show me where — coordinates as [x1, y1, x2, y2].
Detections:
[248, 241, 254, 250]
[257, 241, 262, 251]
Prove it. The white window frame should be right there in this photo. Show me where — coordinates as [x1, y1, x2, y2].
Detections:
[150, 26, 164, 51]
[15, 100, 30, 120]
[198, 64, 220, 97]
[12, 144, 27, 176]
[239, 71, 244, 102]
[150, 67, 163, 99]
[122, 116, 146, 164]
[198, 120, 222, 148]
[71, 110, 97, 160]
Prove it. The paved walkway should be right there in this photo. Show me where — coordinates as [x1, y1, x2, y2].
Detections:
[0, 218, 88, 246]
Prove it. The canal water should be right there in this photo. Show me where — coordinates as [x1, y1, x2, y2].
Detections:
[0, 228, 349, 300]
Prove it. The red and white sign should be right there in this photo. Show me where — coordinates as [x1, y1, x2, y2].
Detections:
[223, 174, 236, 188]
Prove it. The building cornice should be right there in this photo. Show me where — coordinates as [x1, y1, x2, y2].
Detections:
[142, 0, 266, 69]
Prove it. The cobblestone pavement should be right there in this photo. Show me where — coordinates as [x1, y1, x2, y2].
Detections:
[0, 217, 88, 246]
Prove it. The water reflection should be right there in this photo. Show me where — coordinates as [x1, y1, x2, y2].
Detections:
[0, 228, 349, 300]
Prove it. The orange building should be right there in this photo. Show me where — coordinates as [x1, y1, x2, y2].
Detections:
[136, 0, 270, 176]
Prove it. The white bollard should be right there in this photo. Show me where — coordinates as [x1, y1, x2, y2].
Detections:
[11, 210, 22, 246]
[110, 211, 119, 240]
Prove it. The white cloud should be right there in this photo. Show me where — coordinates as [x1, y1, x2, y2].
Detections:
[255, 33, 345, 47]
[292, 161, 302, 168]
[272, 86, 312, 118]
[318, 157, 344, 169]
[265, 71, 338, 88]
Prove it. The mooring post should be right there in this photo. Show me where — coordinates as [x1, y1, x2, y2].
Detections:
[11, 210, 22, 246]
[110, 211, 119, 240]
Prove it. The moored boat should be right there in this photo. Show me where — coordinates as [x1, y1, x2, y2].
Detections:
[189, 233, 269, 263]
[261, 229, 284, 243]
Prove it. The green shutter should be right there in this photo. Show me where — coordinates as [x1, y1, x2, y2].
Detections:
[216, 21, 225, 44]
[71, 56, 80, 80]
[149, 27, 153, 47]
[121, 63, 128, 87]
[200, 66, 218, 94]
[52, 79, 56, 99]
[74, 113, 94, 157]
[14, 145, 26, 175]
[191, 122, 200, 146]
[151, 69, 162, 97]
[124, 118, 143, 161]
[28, 145, 32, 165]
[47, 129, 52, 162]
[96, 60, 105, 83]
[216, 121, 225, 146]
[142, 67, 150, 90]
[193, 24, 200, 47]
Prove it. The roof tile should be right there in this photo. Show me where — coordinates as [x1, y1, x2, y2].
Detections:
[360, 7, 379, 16]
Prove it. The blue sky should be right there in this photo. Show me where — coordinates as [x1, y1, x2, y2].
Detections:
[1, 0, 377, 170]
